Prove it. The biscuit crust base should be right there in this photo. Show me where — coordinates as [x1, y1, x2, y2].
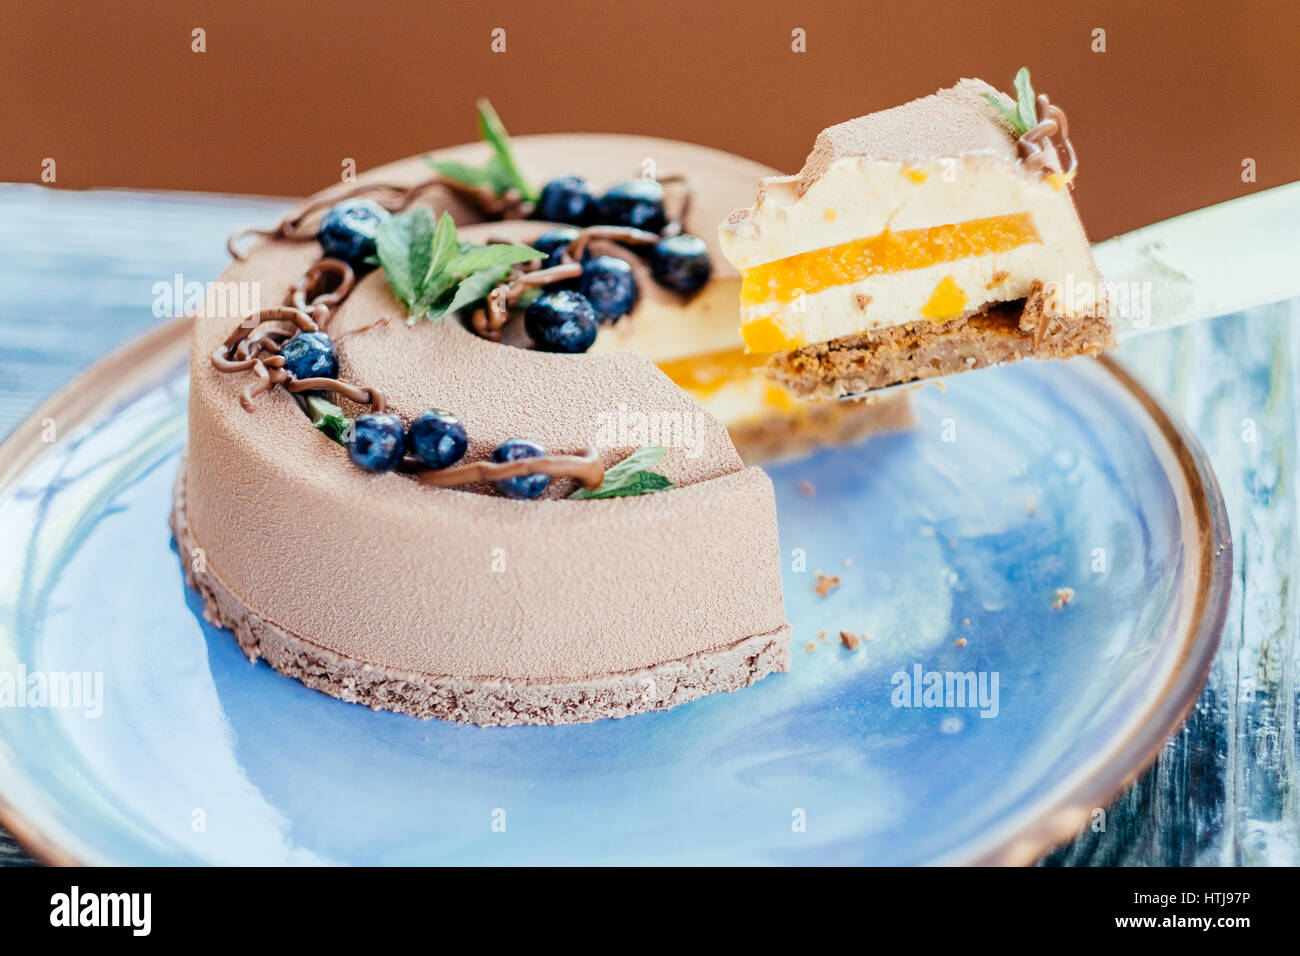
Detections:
[765, 289, 1116, 400]
[170, 463, 790, 727]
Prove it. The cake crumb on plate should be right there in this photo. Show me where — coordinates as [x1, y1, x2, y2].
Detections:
[815, 572, 841, 596]
[1053, 587, 1075, 610]
[840, 630, 861, 650]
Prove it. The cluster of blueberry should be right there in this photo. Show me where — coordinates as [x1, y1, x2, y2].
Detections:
[309, 177, 712, 359]
[280, 331, 554, 498]
[524, 176, 713, 354]
[284, 177, 710, 494]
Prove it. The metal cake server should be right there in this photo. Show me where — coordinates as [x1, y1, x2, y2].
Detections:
[842, 180, 1300, 400]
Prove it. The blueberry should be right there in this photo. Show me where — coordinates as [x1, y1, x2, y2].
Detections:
[491, 438, 552, 499]
[577, 255, 639, 322]
[594, 180, 666, 232]
[280, 331, 338, 380]
[535, 176, 595, 226]
[524, 290, 599, 353]
[532, 227, 580, 269]
[347, 412, 406, 473]
[650, 234, 713, 294]
[317, 199, 390, 270]
[407, 408, 468, 470]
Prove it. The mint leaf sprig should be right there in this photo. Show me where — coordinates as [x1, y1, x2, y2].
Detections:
[568, 445, 677, 500]
[426, 99, 538, 202]
[983, 67, 1039, 137]
[306, 395, 353, 445]
[375, 207, 543, 324]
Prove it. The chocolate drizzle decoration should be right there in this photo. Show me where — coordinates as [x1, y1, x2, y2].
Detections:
[227, 176, 534, 260]
[214, 161, 698, 497]
[209, 256, 608, 492]
[474, 175, 695, 341]
[210, 258, 389, 413]
[1017, 93, 1077, 180]
[409, 447, 605, 490]
[210, 246, 612, 494]
[474, 225, 661, 340]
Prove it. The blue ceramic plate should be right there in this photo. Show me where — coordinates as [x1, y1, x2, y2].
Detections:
[0, 320, 1230, 865]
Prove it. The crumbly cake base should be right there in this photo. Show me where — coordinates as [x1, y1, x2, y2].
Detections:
[766, 291, 1117, 400]
[729, 393, 915, 464]
[170, 461, 790, 727]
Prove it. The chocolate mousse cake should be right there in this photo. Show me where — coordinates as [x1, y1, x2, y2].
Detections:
[720, 72, 1116, 398]
[176, 120, 904, 726]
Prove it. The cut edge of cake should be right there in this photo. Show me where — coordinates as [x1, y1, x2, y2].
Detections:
[719, 77, 1116, 398]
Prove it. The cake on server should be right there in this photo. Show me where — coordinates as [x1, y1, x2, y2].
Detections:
[720, 74, 1115, 399]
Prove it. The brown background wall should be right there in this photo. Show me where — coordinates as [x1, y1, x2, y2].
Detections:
[2, 0, 1296, 241]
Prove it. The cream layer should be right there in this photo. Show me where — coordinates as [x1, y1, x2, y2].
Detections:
[721, 156, 1097, 349]
[739, 242, 1079, 352]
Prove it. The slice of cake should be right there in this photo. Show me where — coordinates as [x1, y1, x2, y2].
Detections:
[719, 73, 1116, 399]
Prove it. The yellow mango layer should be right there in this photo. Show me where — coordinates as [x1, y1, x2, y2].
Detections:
[739, 212, 1042, 309]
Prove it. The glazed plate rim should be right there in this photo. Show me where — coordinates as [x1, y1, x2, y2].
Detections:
[0, 315, 1232, 866]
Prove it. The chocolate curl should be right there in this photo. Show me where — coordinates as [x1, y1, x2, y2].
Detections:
[473, 225, 660, 340]
[238, 358, 285, 411]
[562, 225, 660, 263]
[219, 306, 319, 355]
[290, 259, 355, 317]
[477, 261, 582, 340]
[211, 276, 386, 413]
[411, 447, 605, 491]
[1018, 93, 1078, 181]
[208, 306, 303, 412]
[281, 371, 387, 414]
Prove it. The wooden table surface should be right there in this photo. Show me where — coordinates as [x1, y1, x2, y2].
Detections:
[0, 185, 1295, 866]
